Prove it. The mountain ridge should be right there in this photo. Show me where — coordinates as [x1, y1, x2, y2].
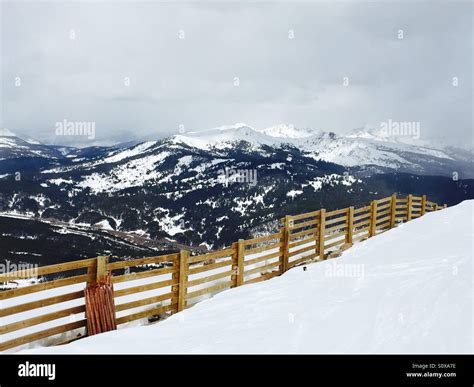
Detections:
[1, 124, 473, 254]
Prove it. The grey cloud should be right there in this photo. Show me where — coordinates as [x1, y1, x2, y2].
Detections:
[1, 1, 472, 147]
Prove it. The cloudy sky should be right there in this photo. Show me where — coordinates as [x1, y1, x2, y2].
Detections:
[1, 0, 472, 147]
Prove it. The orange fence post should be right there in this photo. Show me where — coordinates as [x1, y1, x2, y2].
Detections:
[85, 256, 116, 336]
[84, 274, 116, 336]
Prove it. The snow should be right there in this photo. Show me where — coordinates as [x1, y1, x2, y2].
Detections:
[75, 150, 220, 194]
[347, 126, 456, 159]
[93, 220, 114, 231]
[0, 128, 16, 136]
[190, 159, 227, 174]
[212, 122, 252, 131]
[48, 178, 74, 186]
[156, 212, 186, 236]
[171, 124, 283, 151]
[287, 190, 303, 198]
[0, 123, 464, 180]
[102, 141, 157, 164]
[258, 124, 322, 139]
[19, 200, 473, 354]
[302, 174, 359, 192]
[171, 124, 455, 170]
[0, 137, 20, 148]
[266, 163, 285, 170]
[231, 191, 269, 215]
[77, 152, 171, 193]
[22, 136, 42, 145]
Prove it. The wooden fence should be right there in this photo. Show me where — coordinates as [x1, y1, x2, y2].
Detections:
[0, 194, 446, 351]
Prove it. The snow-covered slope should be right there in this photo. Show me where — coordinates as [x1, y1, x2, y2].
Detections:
[24, 200, 474, 354]
[0, 129, 65, 161]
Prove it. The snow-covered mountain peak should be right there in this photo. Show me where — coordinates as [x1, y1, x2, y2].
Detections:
[0, 130, 63, 160]
[211, 122, 254, 132]
[0, 128, 17, 137]
[170, 123, 325, 150]
[257, 124, 323, 139]
[0, 129, 43, 145]
[347, 126, 389, 141]
[171, 124, 282, 150]
[164, 122, 468, 176]
[346, 125, 431, 148]
[170, 123, 327, 151]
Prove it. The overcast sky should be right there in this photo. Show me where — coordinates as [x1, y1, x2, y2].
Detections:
[1, 0, 472, 147]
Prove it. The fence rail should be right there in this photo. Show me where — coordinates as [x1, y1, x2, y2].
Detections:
[0, 194, 447, 351]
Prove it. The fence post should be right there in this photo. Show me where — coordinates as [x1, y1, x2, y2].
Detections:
[369, 200, 377, 237]
[346, 206, 354, 245]
[87, 261, 97, 285]
[278, 227, 286, 274]
[171, 254, 180, 314]
[319, 209, 326, 260]
[390, 193, 397, 228]
[407, 194, 413, 221]
[236, 240, 245, 286]
[177, 250, 189, 312]
[96, 256, 108, 282]
[282, 216, 290, 272]
[231, 242, 238, 287]
[421, 195, 427, 216]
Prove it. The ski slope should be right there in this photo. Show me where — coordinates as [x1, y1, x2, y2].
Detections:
[23, 200, 473, 354]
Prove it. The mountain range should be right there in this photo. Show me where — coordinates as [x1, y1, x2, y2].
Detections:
[0, 124, 473, 263]
[2, 124, 472, 177]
